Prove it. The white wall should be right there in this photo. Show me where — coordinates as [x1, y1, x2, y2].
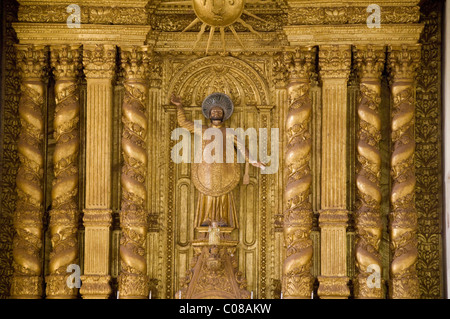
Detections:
[444, 0, 450, 300]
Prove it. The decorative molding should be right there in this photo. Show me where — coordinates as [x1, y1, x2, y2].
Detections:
[12, 23, 151, 46]
[284, 24, 424, 46]
[0, 0, 20, 299]
[167, 56, 270, 106]
[18, 5, 148, 25]
[288, 6, 420, 25]
[82, 209, 113, 227]
[415, 0, 444, 299]
[154, 31, 288, 52]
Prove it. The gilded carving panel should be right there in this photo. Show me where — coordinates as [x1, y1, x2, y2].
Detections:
[415, 0, 444, 299]
[0, 0, 20, 299]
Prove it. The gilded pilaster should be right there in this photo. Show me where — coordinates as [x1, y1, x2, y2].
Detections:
[10, 44, 47, 299]
[387, 44, 421, 299]
[353, 45, 385, 299]
[282, 47, 315, 299]
[118, 46, 151, 299]
[46, 45, 82, 299]
[80, 44, 116, 299]
[317, 44, 351, 299]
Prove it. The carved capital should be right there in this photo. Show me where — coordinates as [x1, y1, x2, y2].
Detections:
[353, 45, 386, 81]
[318, 45, 351, 80]
[50, 45, 82, 80]
[387, 44, 421, 82]
[15, 44, 48, 80]
[272, 52, 288, 88]
[83, 44, 116, 79]
[120, 45, 152, 81]
[80, 275, 112, 299]
[284, 46, 315, 81]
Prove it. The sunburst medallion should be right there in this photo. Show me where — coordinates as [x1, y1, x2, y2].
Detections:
[166, 0, 266, 53]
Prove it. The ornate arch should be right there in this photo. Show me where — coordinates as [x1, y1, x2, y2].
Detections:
[167, 56, 270, 107]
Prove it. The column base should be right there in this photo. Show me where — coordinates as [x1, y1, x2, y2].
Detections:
[45, 274, 78, 299]
[317, 276, 350, 299]
[80, 275, 112, 299]
[118, 273, 149, 299]
[10, 275, 42, 299]
[389, 275, 420, 299]
[354, 274, 384, 299]
[282, 274, 313, 299]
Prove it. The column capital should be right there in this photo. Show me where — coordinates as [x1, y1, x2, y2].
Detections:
[353, 45, 386, 82]
[120, 45, 152, 82]
[15, 44, 48, 80]
[50, 44, 82, 80]
[284, 46, 316, 82]
[318, 44, 351, 80]
[387, 44, 421, 82]
[83, 44, 116, 79]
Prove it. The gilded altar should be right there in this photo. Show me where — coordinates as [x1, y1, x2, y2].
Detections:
[0, 0, 445, 299]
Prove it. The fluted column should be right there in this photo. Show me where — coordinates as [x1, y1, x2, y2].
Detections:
[353, 45, 385, 299]
[80, 44, 116, 299]
[282, 47, 315, 299]
[10, 45, 47, 299]
[387, 44, 421, 299]
[317, 44, 351, 299]
[46, 45, 82, 298]
[118, 46, 151, 299]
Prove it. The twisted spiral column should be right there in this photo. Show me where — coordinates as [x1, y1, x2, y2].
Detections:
[353, 45, 385, 299]
[282, 47, 314, 299]
[10, 45, 47, 299]
[387, 45, 421, 299]
[46, 45, 81, 298]
[118, 46, 151, 299]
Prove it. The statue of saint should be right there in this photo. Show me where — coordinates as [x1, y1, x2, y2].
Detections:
[170, 93, 265, 229]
